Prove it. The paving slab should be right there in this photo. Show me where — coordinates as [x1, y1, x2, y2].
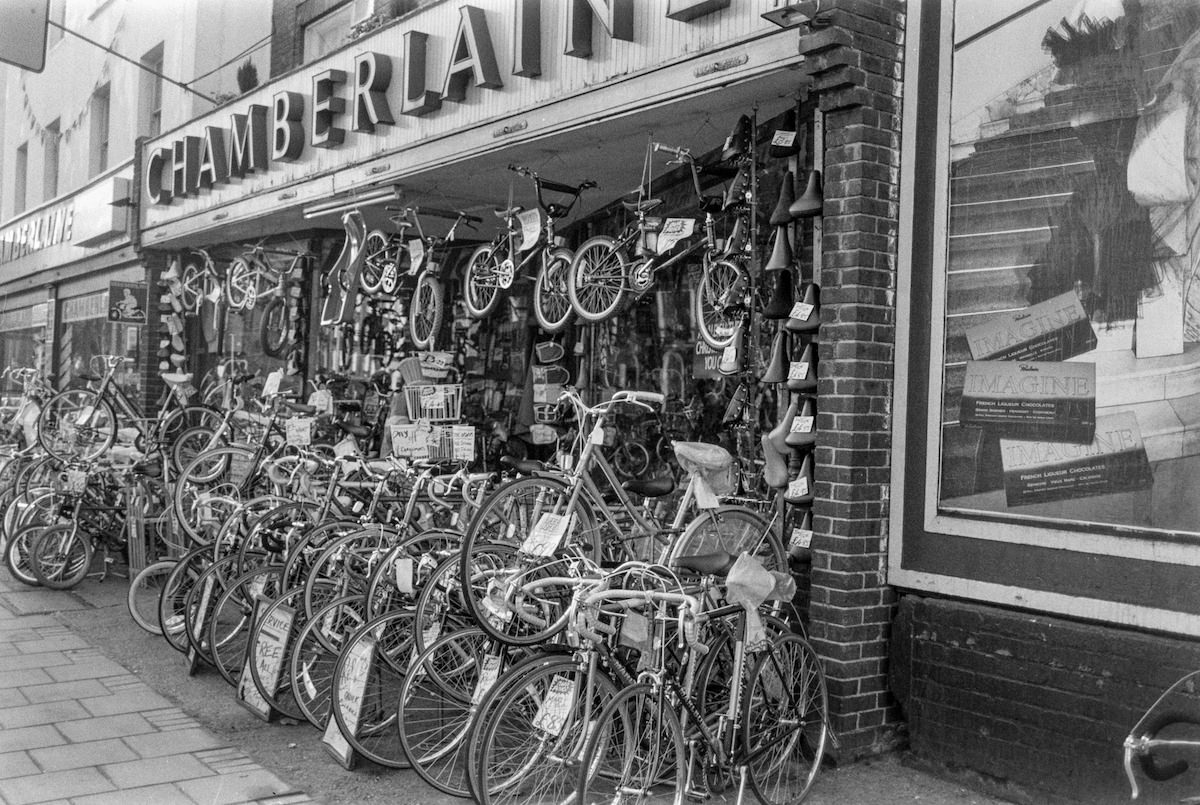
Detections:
[57, 713, 155, 743]
[31, 737, 140, 772]
[0, 698, 90, 729]
[0, 749, 39, 779]
[0, 723, 66, 753]
[78, 688, 173, 717]
[14, 634, 92, 654]
[0, 667, 55, 688]
[0, 591, 91, 615]
[101, 753, 215, 789]
[0, 651, 72, 673]
[0, 767, 115, 805]
[122, 727, 223, 758]
[45, 657, 128, 682]
[176, 770, 299, 805]
[69, 782, 192, 805]
[20, 678, 110, 704]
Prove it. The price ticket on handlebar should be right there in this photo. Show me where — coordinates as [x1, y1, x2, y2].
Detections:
[656, 218, 695, 255]
[286, 417, 313, 446]
[518, 209, 541, 252]
[532, 675, 576, 737]
[471, 654, 502, 706]
[408, 239, 425, 272]
[65, 468, 88, 494]
[522, 512, 572, 556]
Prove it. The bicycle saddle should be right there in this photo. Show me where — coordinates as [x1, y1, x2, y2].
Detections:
[77, 372, 102, 382]
[360, 458, 396, 476]
[494, 206, 523, 218]
[499, 456, 547, 475]
[698, 195, 724, 214]
[233, 373, 257, 385]
[621, 198, 663, 213]
[337, 422, 372, 438]
[672, 550, 735, 576]
[285, 402, 318, 415]
[622, 476, 676, 498]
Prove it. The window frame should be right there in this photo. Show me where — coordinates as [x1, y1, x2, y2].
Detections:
[140, 44, 165, 139]
[90, 83, 111, 177]
[14, 141, 28, 216]
[43, 118, 59, 202]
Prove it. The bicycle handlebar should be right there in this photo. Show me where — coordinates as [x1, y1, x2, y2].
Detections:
[1123, 711, 1200, 799]
[652, 142, 691, 160]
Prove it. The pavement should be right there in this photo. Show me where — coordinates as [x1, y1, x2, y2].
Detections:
[0, 567, 1016, 805]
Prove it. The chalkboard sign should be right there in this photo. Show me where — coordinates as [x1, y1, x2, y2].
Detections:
[322, 634, 377, 769]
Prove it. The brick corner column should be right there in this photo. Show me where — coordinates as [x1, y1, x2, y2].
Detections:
[799, 0, 906, 760]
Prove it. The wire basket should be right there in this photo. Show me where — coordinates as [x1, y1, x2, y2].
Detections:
[404, 384, 463, 422]
[391, 424, 475, 462]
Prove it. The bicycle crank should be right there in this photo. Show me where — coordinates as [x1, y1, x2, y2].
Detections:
[629, 259, 656, 294]
[497, 258, 516, 289]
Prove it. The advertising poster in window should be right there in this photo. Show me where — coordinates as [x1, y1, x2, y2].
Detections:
[939, 0, 1200, 533]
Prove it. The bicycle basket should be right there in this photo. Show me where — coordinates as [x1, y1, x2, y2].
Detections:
[404, 384, 463, 422]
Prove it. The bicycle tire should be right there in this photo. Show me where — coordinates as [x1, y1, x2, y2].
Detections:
[328, 608, 417, 768]
[4, 524, 43, 586]
[366, 529, 461, 620]
[742, 633, 829, 804]
[30, 523, 92, 590]
[208, 565, 284, 687]
[37, 390, 117, 463]
[567, 235, 627, 323]
[289, 595, 366, 728]
[170, 425, 228, 476]
[695, 258, 746, 349]
[259, 297, 291, 358]
[575, 682, 687, 805]
[225, 256, 255, 311]
[360, 230, 390, 295]
[158, 546, 214, 653]
[246, 586, 308, 721]
[463, 244, 502, 318]
[180, 259, 203, 314]
[301, 530, 388, 621]
[173, 445, 261, 546]
[474, 657, 621, 805]
[668, 506, 785, 572]
[158, 404, 222, 456]
[409, 272, 444, 350]
[128, 560, 176, 635]
[183, 554, 245, 664]
[396, 626, 491, 794]
[532, 249, 574, 333]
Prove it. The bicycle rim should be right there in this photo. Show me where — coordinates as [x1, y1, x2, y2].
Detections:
[409, 273, 445, 350]
[128, 560, 176, 635]
[37, 391, 116, 463]
[464, 245, 502, 318]
[569, 236, 626, 323]
[533, 252, 573, 333]
[695, 259, 745, 349]
[31, 525, 91, 590]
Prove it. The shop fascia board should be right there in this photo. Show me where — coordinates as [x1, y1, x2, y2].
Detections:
[140, 32, 803, 246]
[0, 243, 140, 296]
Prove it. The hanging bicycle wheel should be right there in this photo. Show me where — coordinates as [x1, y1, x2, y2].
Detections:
[360, 230, 391, 295]
[463, 245, 502, 318]
[695, 258, 746, 349]
[567, 235, 627, 323]
[259, 296, 291, 358]
[224, 256, 258, 311]
[409, 272, 445, 350]
[37, 390, 117, 463]
[532, 249, 574, 333]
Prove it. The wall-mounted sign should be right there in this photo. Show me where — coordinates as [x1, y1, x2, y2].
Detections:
[61, 292, 108, 323]
[107, 282, 148, 325]
[0, 203, 73, 265]
[143, 0, 747, 210]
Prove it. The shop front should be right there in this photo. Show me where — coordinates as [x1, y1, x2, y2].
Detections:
[893, 0, 1200, 799]
[138, 0, 907, 758]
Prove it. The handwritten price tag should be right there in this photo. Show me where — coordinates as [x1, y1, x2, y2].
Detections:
[790, 416, 814, 434]
[656, 218, 696, 255]
[771, 130, 797, 147]
[789, 527, 813, 552]
[451, 425, 475, 461]
[522, 513, 570, 556]
[472, 654, 503, 706]
[408, 239, 425, 272]
[532, 675, 576, 736]
[787, 476, 810, 499]
[286, 417, 312, 446]
[789, 302, 814, 322]
[518, 209, 542, 252]
[787, 362, 810, 380]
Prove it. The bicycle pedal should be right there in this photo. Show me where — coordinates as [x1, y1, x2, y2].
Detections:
[684, 788, 710, 802]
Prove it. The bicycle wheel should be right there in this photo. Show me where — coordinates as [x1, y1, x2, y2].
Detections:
[225, 256, 255, 311]
[695, 258, 746, 349]
[742, 634, 828, 804]
[610, 442, 650, 480]
[184, 555, 244, 665]
[463, 244, 502, 318]
[668, 506, 785, 572]
[259, 297, 291, 358]
[37, 390, 117, 463]
[180, 259, 203, 313]
[170, 425, 227, 475]
[209, 566, 284, 687]
[174, 446, 261, 546]
[475, 658, 621, 805]
[158, 404, 222, 454]
[409, 272, 444, 350]
[360, 230, 391, 295]
[328, 609, 417, 768]
[128, 560, 175, 635]
[4, 524, 43, 586]
[30, 524, 92, 590]
[575, 682, 686, 805]
[289, 595, 366, 728]
[158, 546, 213, 653]
[567, 235, 627, 323]
[397, 626, 491, 795]
[246, 587, 307, 722]
[532, 249, 574, 333]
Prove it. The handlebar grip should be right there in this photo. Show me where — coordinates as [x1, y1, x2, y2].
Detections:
[612, 390, 666, 408]
[1135, 710, 1200, 782]
[652, 143, 685, 157]
[508, 164, 530, 176]
[580, 180, 598, 190]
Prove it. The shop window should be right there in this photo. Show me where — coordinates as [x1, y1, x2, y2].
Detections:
[89, 83, 110, 177]
[13, 142, 27, 215]
[139, 43, 164, 139]
[58, 291, 139, 395]
[43, 119, 59, 201]
[302, 0, 372, 63]
[929, 0, 1200, 535]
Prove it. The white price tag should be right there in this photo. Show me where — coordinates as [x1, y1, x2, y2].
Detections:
[655, 218, 696, 255]
[334, 437, 359, 457]
[721, 345, 737, 364]
[790, 416, 814, 434]
[558, 452, 574, 472]
[422, 620, 442, 646]
[206, 285, 223, 304]
[589, 423, 606, 445]
[693, 476, 719, 510]
[787, 476, 810, 498]
[789, 302, 814, 322]
[408, 239, 426, 272]
[451, 425, 475, 461]
[517, 209, 542, 252]
[395, 557, 414, 595]
[787, 362, 810, 380]
[261, 369, 282, 400]
[772, 130, 797, 147]
[286, 417, 313, 446]
[75, 405, 96, 426]
[420, 385, 446, 407]
[789, 528, 813, 552]
[472, 654, 503, 706]
[65, 468, 88, 494]
[532, 675, 576, 736]
[522, 512, 570, 556]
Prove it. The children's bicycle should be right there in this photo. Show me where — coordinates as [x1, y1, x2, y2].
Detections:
[462, 164, 596, 332]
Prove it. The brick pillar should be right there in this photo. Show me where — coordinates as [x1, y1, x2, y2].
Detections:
[796, 0, 905, 758]
[139, 252, 169, 419]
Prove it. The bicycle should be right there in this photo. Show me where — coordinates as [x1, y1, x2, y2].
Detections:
[1125, 667, 1200, 800]
[567, 142, 751, 348]
[463, 164, 596, 332]
[36, 355, 220, 463]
